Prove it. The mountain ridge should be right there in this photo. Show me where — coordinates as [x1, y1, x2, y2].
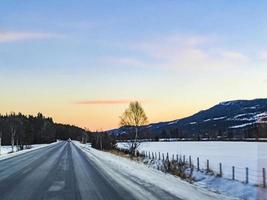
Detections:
[108, 98, 267, 140]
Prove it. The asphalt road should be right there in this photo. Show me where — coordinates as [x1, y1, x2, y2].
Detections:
[0, 142, 180, 200]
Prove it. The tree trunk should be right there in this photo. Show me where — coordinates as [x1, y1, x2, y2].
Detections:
[100, 136, 103, 150]
[0, 135, 2, 155]
[11, 134, 14, 152]
[134, 127, 138, 156]
[11, 129, 16, 153]
[135, 126, 138, 143]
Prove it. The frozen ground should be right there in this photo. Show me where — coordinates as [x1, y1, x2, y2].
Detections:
[75, 141, 234, 200]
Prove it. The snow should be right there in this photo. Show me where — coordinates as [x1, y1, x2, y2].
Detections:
[227, 112, 267, 123]
[117, 141, 267, 199]
[213, 117, 226, 120]
[168, 120, 178, 125]
[190, 122, 197, 125]
[229, 123, 254, 128]
[203, 119, 211, 122]
[0, 141, 58, 161]
[219, 101, 240, 106]
[74, 141, 233, 200]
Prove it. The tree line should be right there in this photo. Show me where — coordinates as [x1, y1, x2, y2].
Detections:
[0, 112, 89, 152]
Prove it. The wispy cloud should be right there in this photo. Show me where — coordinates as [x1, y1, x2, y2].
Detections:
[221, 51, 248, 63]
[110, 58, 145, 66]
[111, 34, 250, 71]
[0, 31, 60, 43]
[74, 99, 150, 105]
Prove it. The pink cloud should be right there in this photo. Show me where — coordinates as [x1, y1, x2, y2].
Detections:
[74, 99, 150, 105]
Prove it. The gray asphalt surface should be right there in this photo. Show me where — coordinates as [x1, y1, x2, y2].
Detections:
[0, 142, 180, 200]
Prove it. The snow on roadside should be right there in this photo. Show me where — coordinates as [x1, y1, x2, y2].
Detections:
[74, 141, 235, 200]
[117, 141, 267, 185]
[0, 141, 59, 161]
[117, 141, 267, 200]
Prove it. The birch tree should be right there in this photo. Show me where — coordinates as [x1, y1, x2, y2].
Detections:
[120, 101, 148, 155]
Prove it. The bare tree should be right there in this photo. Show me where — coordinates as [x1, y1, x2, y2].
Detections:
[0, 118, 3, 155]
[9, 114, 21, 153]
[120, 101, 148, 155]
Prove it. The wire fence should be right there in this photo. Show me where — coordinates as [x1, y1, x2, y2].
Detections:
[142, 151, 266, 188]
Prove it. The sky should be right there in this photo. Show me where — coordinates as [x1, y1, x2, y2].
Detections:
[1, 0, 267, 130]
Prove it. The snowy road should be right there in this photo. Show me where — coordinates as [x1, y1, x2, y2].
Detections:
[0, 141, 231, 200]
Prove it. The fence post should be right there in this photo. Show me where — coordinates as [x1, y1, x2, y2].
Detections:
[232, 166, 235, 180]
[189, 156, 192, 168]
[207, 160, 209, 172]
[197, 157, 200, 171]
[246, 167, 249, 184]
[219, 163, 222, 177]
[263, 168, 266, 188]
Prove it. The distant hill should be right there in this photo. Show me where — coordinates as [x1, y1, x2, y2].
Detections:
[108, 98, 267, 140]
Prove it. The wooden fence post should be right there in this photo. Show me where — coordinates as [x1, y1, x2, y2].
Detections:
[263, 168, 266, 188]
[219, 163, 222, 177]
[246, 167, 249, 184]
[189, 156, 192, 168]
[232, 166, 235, 180]
[197, 157, 200, 171]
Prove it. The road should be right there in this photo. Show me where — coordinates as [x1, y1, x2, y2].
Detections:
[0, 142, 182, 200]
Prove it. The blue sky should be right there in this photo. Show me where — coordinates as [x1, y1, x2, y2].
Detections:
[1, 0, 267, 129]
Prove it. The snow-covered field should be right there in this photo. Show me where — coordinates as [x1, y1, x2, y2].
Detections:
[118, 142, 267, 186]
[74, 141, 233, 200]
[116, 141, 267, 199]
